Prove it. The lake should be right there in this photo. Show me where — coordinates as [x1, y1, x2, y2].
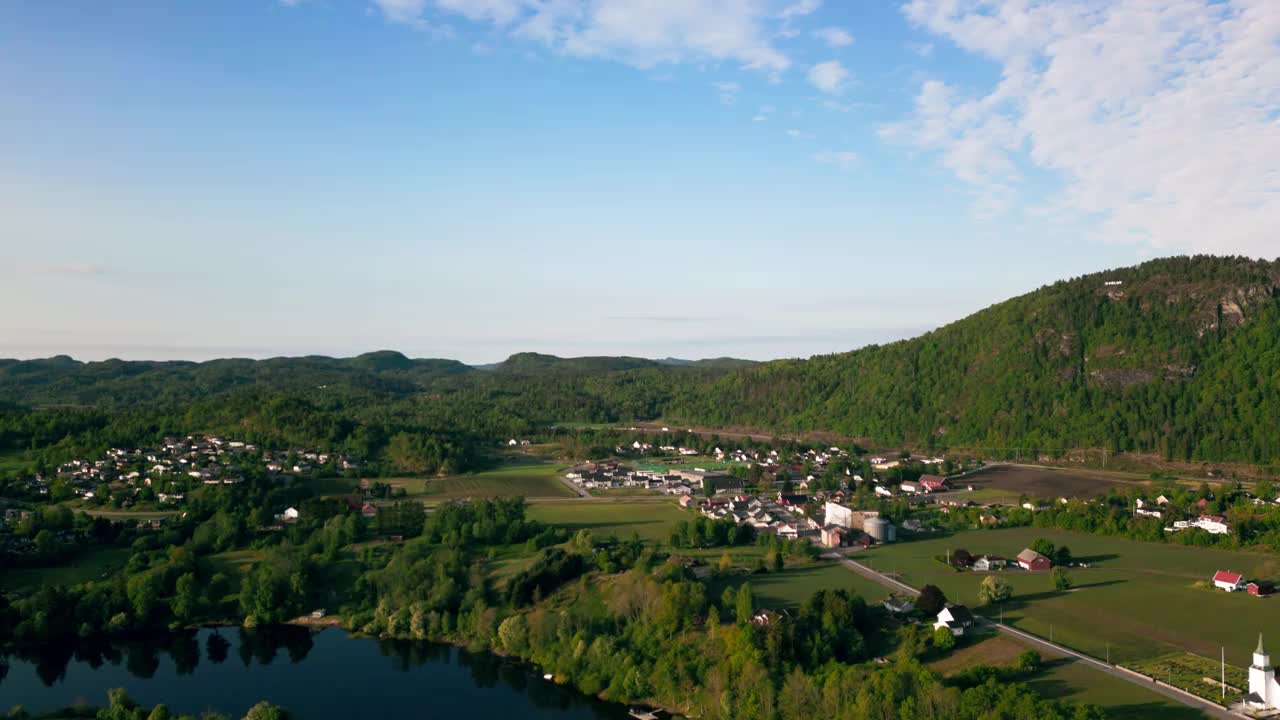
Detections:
[0, 626, 630, 719]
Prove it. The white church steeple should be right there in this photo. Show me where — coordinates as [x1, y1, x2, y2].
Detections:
[1249, 633, 1280, 710]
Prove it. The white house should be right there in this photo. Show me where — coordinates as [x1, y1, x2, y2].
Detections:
[1248, 635, 1280, 710]
[933, 605, 975, 636]
[1194, 515, 1231, 535]
[973, 556, 1003, 571]
[1213, 570, 1245, 592]
[283, 507, 300, 521]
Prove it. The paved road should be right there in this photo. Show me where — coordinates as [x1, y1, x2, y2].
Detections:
[824, 552, 1238, 720]
[554, 473, 593, 499]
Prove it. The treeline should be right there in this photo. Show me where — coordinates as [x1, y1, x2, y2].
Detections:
[0, 474, 374, 643]
[344, 500, 1106, 720]
[1, 688, 288, 720]
[5, 255, 1279, 470]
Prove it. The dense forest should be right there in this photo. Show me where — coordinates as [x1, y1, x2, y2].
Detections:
[1, 255, 1278, 466]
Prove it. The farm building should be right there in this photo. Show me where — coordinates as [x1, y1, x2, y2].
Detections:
[919, 475, 948, 492]
[1249, 581, 1275, 597]
[934, 605, 975, 636]
[1213, 570, 1245, 592]
[820, 525, 848, 548]
[973, 556, 1004, 571]
[1016, 548, 1051, 571]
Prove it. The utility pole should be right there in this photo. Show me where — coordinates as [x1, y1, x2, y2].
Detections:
[1050, 624, 1054, 644]
[1106, 643, 1110, 665]
[1222, 646, 1226, 700]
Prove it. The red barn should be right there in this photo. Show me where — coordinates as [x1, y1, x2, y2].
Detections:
[1248, 581, 1275, 597]
[1016, 548, 1052, 571]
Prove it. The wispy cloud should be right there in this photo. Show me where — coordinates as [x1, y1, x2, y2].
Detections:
[888, 0, 1280, 255]
[812, 148, 859, 170]
[712, 81, 741, 105]
[605, 315, 720, 325]
[370, 0, 802, 72]
[813, 27, 854, 48]
[785, 128, 813, 139]
[37, 262, 107, 276]
[807, 60, 850, 94]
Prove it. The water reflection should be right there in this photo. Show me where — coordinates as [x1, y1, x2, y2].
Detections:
[1, 625, 317, 688]
[1, 627, 628, 719]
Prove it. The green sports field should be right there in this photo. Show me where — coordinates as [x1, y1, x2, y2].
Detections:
[854, 527, 1280, 668]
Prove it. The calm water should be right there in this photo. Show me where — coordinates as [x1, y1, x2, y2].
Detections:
[0, 627, 629, 719]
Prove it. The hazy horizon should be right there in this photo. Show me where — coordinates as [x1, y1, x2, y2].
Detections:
[3, 1, 1276, 362]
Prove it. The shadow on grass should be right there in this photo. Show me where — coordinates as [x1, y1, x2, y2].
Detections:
[1074, 553, 1120, 565]
[999, 579, 1128, 611]
[1027, 670, 1206, 720]
[549, 520, 665, 535]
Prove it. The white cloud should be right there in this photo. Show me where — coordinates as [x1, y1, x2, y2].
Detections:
[753, 114, 768, 121]
[813, 148, 859, 169]
[436, 0, 523, 25]
[890, 0, 1280, 255]
[713, 81, 741, 105]
[369, 0, 799, 72]
[813, 27, 854, 48]
[778, 0, 821, 21]
[371, 0, 431, 25]
[807, 60, 849, 94]
[906, 41, 933, 57]
[785, 128, 813, 139]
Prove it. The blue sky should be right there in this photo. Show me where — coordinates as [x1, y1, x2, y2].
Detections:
[2, 0, 1275, 363]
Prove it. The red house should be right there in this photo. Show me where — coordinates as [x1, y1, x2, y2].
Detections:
[1213, 570, 1245, 592]
[1248, 581, 1275, 597]
[919, 475, 949, 493]
[1016, 548, 1052, 571]
[361, 502, 378, 519]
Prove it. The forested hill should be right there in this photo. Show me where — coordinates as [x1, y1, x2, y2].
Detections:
[667, 255, 1280, 464]
[1, 255, 1278, 466]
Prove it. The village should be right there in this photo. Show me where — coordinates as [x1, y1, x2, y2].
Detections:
[5, 434, 361, 509]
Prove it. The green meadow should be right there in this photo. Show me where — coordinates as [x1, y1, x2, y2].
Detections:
[854, 527, 1280, 667]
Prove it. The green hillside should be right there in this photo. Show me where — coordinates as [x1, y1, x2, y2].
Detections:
[0, 255, 1277, 466]
[667, 255, 1280, 464]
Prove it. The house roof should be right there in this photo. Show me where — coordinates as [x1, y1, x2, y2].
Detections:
[942, 604, 974, 624]
[1017, 548, 1048, 564]
[1213, 570, 1244, 585]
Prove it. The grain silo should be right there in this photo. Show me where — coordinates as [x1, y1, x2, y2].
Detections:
[864, 516, 895, 543]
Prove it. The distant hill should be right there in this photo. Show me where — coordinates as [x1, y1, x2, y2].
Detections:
[665, 255, 1280, 464]
[1, 255, 1277, 465]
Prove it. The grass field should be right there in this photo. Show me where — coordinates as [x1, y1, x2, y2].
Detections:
[527, 500, 686, 542]
[927, 632, 1207, 719]
[0, 449, 29, 472]
[0, 546, 132, 592]
[853, 527, 1280, 668]
[387, 459, 577, 500]
[713, 560, 892, 609]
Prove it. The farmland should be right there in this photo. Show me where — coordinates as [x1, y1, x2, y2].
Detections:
[927, 633, 1205, 719]
[386, 459, 577, 501]
[853, 527, 1280, 668]
[712, 560, 891, 609]
[955, 464, 1143, 502]
[527, 500, 686, 542]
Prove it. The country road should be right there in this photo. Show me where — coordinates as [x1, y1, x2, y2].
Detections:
[824, 552, 1238, 720]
